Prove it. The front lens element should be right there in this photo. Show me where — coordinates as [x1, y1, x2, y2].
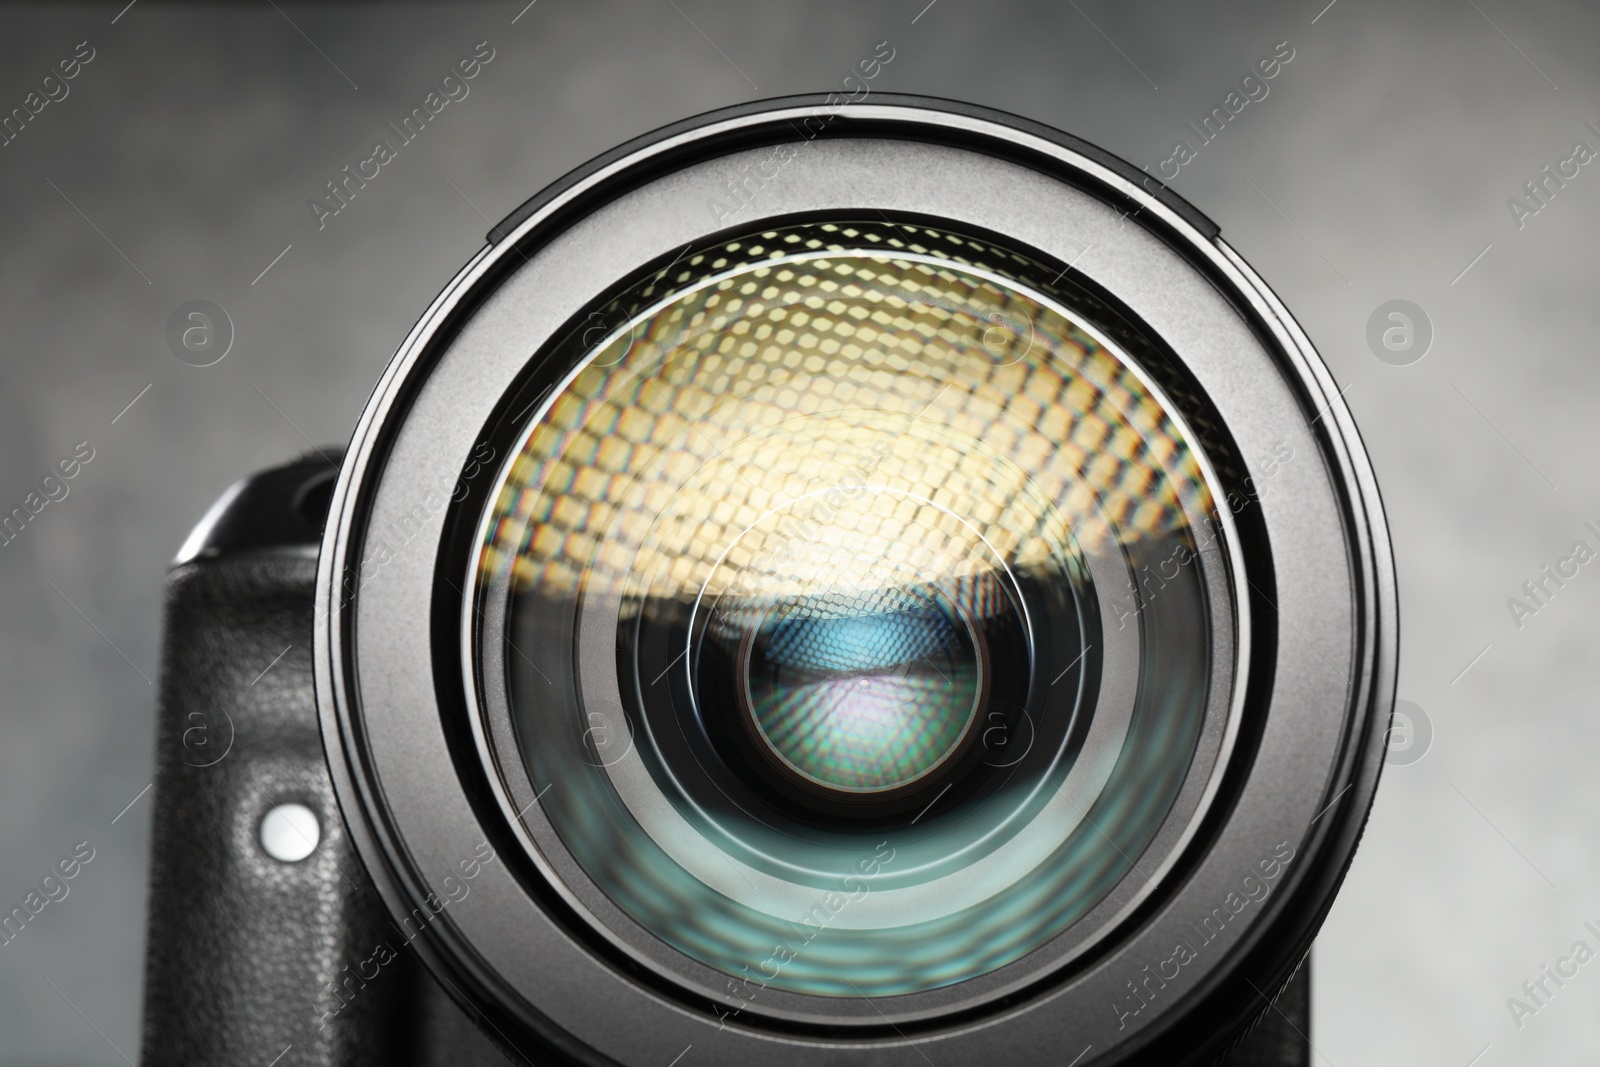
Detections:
[471, 219, 1237, 1003]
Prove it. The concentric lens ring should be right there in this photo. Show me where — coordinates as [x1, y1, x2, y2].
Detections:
[478, 218, 1237, 1001]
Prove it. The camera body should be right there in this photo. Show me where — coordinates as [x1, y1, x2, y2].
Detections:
[139, 96, 1391, 1067]
[138, 456, 507, 1066]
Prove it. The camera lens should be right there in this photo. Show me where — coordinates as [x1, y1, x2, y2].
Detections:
[319, 96, 1396, 1065]
[471, 219, 1237, 1001]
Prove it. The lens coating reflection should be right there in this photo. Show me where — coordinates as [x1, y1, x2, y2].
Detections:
[473, 219, 1231, 1002]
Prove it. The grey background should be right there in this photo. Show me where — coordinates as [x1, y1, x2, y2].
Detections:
[0, 0, 1592, 1063]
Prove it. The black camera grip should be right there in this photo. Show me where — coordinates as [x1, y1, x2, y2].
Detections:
[138, 457, 505, 1066]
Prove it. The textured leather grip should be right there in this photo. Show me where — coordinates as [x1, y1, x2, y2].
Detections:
[139, 551, 417, 1065]
[139, 457, 506, 1066]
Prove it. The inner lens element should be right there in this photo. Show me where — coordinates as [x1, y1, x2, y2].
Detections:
[738, 560, 984, 795]
[471, 218, 1235, 1003]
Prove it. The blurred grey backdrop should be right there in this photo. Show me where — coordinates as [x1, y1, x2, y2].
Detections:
[1, 0, 1596, 1063]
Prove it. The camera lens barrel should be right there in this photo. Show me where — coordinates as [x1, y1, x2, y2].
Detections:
[315, 95, 1395, 1066]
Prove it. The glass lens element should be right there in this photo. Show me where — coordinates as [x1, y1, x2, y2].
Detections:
[471, 220, 1234, 1003]
[741, 579, 982, 794]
